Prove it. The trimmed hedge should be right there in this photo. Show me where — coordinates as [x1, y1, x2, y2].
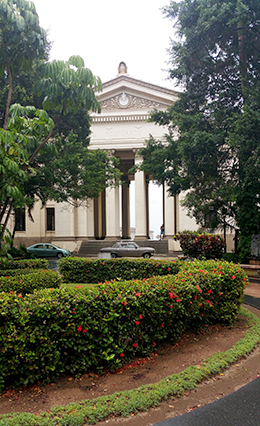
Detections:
[0, 268, 42, 277]
[0, 270, 61, 295]
[0, 260, 247, 390]
[0, 259, 48, 270]
[174, 231, 225, 259]
[59, 257, 181, 283]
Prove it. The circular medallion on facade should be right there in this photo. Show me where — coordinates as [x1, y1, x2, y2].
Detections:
[119, 92, 129, 107]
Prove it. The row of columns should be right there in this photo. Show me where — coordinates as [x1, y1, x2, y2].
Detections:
[54, 177, 178, 241]
[60, 153, 178, 241]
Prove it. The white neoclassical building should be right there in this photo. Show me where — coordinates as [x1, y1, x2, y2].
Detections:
[13, 63, 199, 254]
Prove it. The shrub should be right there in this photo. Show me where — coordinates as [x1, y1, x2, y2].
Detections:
[0, 268, 41, 277]
[59, 257, 181, 283]
[0, 258, 48, 270]
[0, 260, 247, 390]
[174, 231, 225, 259]
[0, 270, 61, 295]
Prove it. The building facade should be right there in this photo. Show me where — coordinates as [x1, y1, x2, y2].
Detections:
[13, 63, 199, 253]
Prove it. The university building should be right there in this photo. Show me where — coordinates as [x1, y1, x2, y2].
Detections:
[13, 63, 207, 255]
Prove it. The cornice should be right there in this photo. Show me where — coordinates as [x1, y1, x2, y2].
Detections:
[101, 75, 180, 98]
[92, 114, 150, 123]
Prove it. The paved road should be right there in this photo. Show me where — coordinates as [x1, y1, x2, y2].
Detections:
[154, 294, 260, 426]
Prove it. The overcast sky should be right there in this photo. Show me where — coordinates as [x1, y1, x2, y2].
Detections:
[33, 0, 175, 89]
[32, 0, 176, 237]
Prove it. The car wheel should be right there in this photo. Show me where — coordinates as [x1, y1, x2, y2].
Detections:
[143, 253, 151, 259]
[111, 253, 117, 258]
[57, 252, 63, 259]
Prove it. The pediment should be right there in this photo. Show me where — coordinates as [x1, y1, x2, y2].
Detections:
[94, 75, 179, 115]
[100, 92, 169, 112]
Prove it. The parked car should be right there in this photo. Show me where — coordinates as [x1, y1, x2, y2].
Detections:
[27, 243, 71, 259]
[99, 241, 155, 258]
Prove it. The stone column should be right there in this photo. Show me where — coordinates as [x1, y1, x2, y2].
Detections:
[164, 186, 175, 238]
[134, 153, 148, 240]
[121, 180, 130, 239]
[86, 199, 95, 239]
[106, 186, 120, 240]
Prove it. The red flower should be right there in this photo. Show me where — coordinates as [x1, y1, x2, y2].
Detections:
[83, 329, 87, 333]
[196, 285, 202, 293]
[102, 262, 105, 265]
[133, 343, 137, 347]
[156, 264, 159, 267]
[77, 325, 82, 332]
[176, 299, 181, 303]
[243, 278, 247, 281]
[135, 293, 141, 297]
[232, 275, 236, 280]
[153, 342, 156, 346]
[86, 271, 88, 273]
[170, 305, 173, 308]
[169, 292, 173, 299]
[207, 290, 212, 294]
[18, 294, 22, 298]
[194, 295, 197, 300]
[139, 314, 143, 320]
[120, 352, 124, 357]
[161, 323, 164, 327]
[135, 320, 140, 325]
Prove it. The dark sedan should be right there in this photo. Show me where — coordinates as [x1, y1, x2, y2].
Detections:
[99, 241, 155, 258]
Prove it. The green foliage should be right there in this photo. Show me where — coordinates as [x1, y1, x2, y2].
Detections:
[139, 0, 260, 256]
[174, 232, 225, 259]
[0, 258, 48, 270]
[0, 308, 259, 426]
[0, 227, 13, 264]
[0, 260, 247, 391]
[59, 257, 181, 283]
[0, 269, 61, 295]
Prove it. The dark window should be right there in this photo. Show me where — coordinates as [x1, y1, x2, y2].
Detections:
[15, 210, 25, 231]
[46, 208, 55, 231]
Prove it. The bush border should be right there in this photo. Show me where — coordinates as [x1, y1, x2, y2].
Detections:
[0, 307, 259, 426]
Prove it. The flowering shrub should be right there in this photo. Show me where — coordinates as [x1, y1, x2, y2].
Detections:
[59, 257, 181, 283]
[174, 231, 225, 259]
[0, 269, 61, 295]
[0, 260, 247, 390]
[0, 258, 48, 270]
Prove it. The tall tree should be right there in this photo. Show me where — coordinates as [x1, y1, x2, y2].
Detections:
[138, 0, 260, 260]
[0, 1, 120, 244]
[0, 0, 47, 129]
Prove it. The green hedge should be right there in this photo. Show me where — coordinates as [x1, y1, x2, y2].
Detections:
[59, 257, 181, 283]
[0, 259, 48, 270]
[0, 270, 61, 295]
[0, 260, 247, 390]
[0, 268, 41, 277]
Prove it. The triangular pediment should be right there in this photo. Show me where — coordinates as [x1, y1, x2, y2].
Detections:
[94, 74, 179, 116]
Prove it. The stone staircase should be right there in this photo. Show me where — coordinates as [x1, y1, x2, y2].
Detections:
[77, 239, 181, 257]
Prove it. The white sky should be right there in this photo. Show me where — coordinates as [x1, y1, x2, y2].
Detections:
[32, 0, 175, 237]
[33, 0, 175, 88]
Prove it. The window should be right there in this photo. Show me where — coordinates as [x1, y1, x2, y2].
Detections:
[46, 208, 55, 231]
[15, 210, 25, 231]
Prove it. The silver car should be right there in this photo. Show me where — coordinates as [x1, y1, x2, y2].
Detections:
[99, 241, 155, 258]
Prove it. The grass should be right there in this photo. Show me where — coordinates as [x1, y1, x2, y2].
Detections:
[0, 307, 260, 426]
